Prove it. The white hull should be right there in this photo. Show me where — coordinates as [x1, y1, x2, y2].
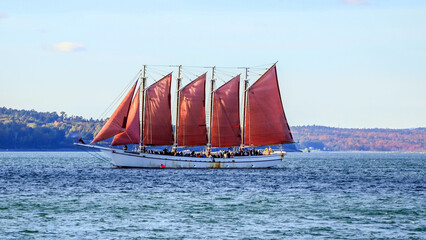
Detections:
[76, 144, 283, 168]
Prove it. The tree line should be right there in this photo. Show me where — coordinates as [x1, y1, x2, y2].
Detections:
[291, 125, 425, 152]
[0, 107, 104, 149]
[0, 107, 424, 151]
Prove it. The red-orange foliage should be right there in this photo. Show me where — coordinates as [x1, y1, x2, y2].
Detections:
[291, 126, 425, 152]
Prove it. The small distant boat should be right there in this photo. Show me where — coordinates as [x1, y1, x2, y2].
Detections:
[76, 63, 294, 168]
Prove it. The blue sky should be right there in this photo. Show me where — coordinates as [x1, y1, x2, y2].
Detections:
[1, 0, 425, 128]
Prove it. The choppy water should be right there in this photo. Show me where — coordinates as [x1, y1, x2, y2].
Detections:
[0, 151, 424, 239]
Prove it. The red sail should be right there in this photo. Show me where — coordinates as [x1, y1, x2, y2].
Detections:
[178, 73, 207, 146]
[211, 75, 241, 147]
[144, 74, 174, 146]
[244, 65, 294, 146]
[111, 87, 141, 146]
[91, 81, 138, 143]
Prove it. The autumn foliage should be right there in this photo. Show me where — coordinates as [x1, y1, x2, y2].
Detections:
[292, 125, 425, 152]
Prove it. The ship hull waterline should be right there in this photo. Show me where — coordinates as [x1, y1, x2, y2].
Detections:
[76, 144, 283, 168]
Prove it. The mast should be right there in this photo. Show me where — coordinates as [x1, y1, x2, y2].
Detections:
[240, 67, 249, 149]
[139, 65, 146, 152]
[207, 66, 215, 155]
[173, 65, 182, 151]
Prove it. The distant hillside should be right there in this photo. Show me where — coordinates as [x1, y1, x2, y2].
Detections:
[291, 125, 425, 152]
[0, 107, 104, 149]
[0, 107, 424, 151]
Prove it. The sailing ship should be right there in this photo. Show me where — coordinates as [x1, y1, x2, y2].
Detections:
[76, 63, 294, 168]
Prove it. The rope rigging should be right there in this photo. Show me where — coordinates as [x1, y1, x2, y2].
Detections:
[79, 62, 276, 141]
[79, 70, 141, 140]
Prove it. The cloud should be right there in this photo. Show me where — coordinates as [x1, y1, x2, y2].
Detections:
[49, 42, 86, 52]
[342, 0, 368, 5]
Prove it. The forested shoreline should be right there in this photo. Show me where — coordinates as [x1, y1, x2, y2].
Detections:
[292, 126, 425, 152]
[0, 107, 104, 149]
[0, 107, 424, 151]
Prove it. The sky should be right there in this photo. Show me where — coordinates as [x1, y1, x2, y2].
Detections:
[0, 0, 425, 128]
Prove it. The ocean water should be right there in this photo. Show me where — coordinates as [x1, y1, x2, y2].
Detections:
[0, 152, 424, 239]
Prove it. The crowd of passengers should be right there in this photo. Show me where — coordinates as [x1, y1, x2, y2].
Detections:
[127, 146, 275, 158]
